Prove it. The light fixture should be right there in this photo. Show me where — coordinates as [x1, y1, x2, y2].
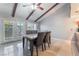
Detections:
[22, 3, 37, 10]
[22, 3, 39, 10]
[31, 3, 37, 10]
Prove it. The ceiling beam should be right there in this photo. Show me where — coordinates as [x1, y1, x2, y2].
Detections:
[26, 3, 42, 20]
[12, 3, 18, 17]
[37, 3, 41, 6]
[26, 10, 35, 20]
[34, 3, 59, 22]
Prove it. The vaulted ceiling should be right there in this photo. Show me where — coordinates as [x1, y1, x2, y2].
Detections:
[0, 3, 65, 22]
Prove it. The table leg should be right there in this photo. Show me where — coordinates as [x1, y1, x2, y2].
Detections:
[23, 37, 25, 49]
[30, 40, 33, 56]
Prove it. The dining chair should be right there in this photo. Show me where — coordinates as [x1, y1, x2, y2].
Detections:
[33, 32, 46, 56]
[43, 32, 51, 50]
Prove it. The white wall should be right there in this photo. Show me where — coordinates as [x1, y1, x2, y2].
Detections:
[39, 4, 72, 40]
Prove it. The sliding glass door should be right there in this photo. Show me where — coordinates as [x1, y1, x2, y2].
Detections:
[3, 20, 25, 43]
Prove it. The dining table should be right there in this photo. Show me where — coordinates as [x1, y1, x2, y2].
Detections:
[22, 31, 51, 56]
[22, 34, 38, 56]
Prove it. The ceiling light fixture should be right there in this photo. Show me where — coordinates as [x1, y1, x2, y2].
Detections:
[31, 3, 37, 10]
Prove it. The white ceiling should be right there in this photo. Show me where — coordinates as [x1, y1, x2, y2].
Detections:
[0, 3, 14, 18]
[15, 3, 33, 20]
[0, 3, 64, 22]
[29, 3, 55, 21]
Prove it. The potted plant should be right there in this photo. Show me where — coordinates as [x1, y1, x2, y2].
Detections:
[78, 25, 79, 32]
[76, 21, 79, 32]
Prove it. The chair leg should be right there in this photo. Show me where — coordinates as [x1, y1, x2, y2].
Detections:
[48, 42, 50, 48]
[23, 37, 25, 49]
[36, 47, 38, 56]
[44, 43, 46, 50]
[42, 44, 44, 51]
[48, 36, 51, 48]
